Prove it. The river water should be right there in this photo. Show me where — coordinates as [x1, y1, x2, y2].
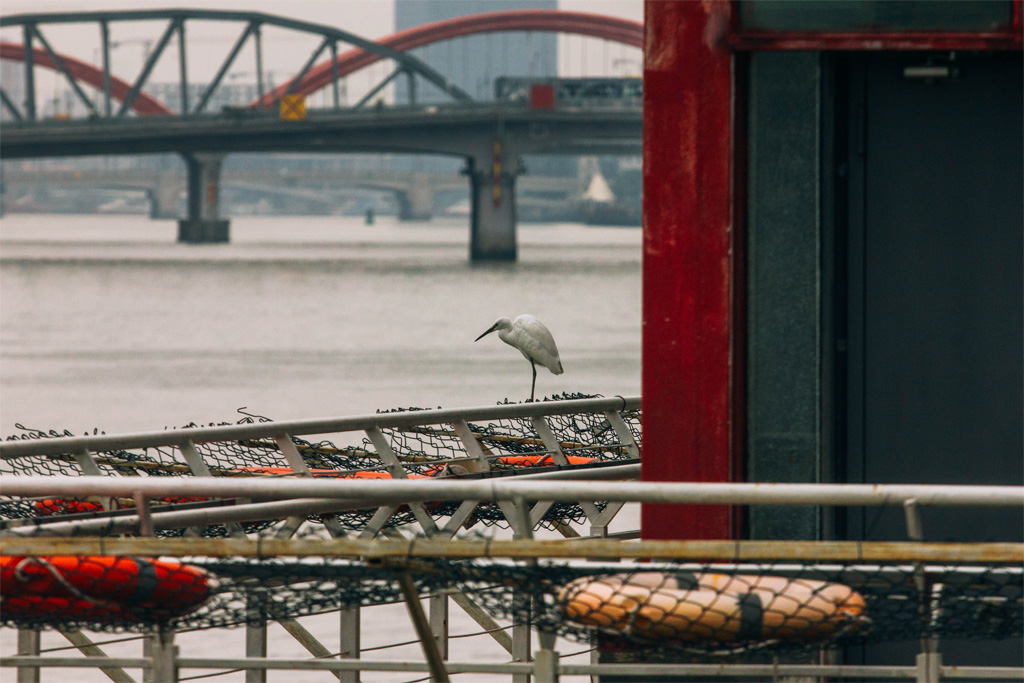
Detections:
[0, 213, 642, 681]
[1, 214, 641, 434]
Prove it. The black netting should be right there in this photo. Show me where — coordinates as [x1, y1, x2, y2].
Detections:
[460, 561, 1023, 658]
[1, 394, 639, 536]
[1, 556, 1019, 660]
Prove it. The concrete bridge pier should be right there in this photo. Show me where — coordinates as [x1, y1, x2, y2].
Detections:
[178, 153, 229, 243]
[397, 173, 435, 221]
[466, 141, 521, 261]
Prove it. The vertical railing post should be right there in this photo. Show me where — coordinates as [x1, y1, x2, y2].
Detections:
[145, 628, 178, 683]
[430, 590, 449, 663]
[339, 606, 361, 683]
[15, 629, 39, 683]
[510, 496, 534, 683]
[916, 645, 942, 683]
[512, 597, 532, 683]
[905, 499, 942, 682]
[533, 630, 559, 683]
[245, 594, 267, 683]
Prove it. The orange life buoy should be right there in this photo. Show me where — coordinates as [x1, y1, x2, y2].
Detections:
[238, 466, 427, 478]
[558, 571, 867, 643]
[237, 466, 460, 479]
[0, 555, 213, 618]
[492, 454, 595, 468]
[33, 496, 209, 517]
[33, 499, 104, 516]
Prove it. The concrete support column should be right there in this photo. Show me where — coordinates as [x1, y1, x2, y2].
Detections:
[397, 173, 435, 221]
[178, 152, 229, 243]
[466, 139, 520, 262]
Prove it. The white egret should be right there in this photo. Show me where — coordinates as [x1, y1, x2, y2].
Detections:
[475, 314, 563, 401]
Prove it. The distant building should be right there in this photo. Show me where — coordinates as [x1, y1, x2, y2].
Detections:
[393, 0, 558, 174]
[147, 82, 259, 115]
[394, 0, 557, 104]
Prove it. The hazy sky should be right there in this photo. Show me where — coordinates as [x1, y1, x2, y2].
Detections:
[0, 0, 642, 109]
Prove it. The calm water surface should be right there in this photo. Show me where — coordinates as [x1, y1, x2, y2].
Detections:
[1, 213, 641, 434]
[0, 213, 642, 681]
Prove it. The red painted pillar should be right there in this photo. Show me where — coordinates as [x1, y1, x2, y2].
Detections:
[641, 0, 737, 540]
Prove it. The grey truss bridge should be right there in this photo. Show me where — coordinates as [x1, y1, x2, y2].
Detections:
[0, 8, 643, 259]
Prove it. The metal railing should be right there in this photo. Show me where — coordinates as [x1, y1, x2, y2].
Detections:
[1, 395, 1021, 682]
[1, 395, 642, 540]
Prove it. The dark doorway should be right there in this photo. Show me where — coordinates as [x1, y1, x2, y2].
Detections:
[842, 52, 1023, 666]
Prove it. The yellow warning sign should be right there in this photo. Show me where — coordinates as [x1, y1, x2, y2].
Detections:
[279, 94, 306, 121]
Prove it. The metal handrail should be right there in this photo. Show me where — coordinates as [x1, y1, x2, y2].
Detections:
[3, 476, 1021, 507]
[0, 395, 640, 459]
[1, 537, 1019, 564]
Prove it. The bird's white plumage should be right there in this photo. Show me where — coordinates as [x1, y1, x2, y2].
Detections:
[502, 314, 563, 374]
[475, 314, 563, 400]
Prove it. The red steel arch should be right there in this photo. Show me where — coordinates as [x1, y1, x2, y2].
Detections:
[0, 42, 172, 116]
[254, 10, 643, 108]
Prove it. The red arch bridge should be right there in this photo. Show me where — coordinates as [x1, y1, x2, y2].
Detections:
[0, 9, 642, 259]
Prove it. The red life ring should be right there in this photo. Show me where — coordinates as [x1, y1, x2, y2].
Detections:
[33, 496, 209, 517]
[33, 499, 104, 516]
[1, 596, 183, 625]
[0, 555, 213, 619]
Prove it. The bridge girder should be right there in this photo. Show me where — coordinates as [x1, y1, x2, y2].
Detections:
[0, 8, 473, 122]
[258, 10, 643, 108]
[0, 9, 642, 123]
[0, 107, 640, 159]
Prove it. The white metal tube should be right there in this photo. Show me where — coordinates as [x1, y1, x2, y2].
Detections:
[3, 476, 1021, 507]
[1, 465, 640, 536]
[2, 656, 1019, 678]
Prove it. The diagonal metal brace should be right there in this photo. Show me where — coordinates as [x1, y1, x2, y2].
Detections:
[396, 570, 450, 683]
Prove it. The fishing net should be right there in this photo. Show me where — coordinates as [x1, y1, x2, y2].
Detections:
[459, 560, 1024, 660]
[1, 555, 1019, 660]
[0, 394, 640, 537]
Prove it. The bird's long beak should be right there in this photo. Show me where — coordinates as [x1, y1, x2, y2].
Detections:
[475, 324, 498, 342]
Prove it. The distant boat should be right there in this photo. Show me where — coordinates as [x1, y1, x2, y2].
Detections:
[581, 170, 616, 204]
[577, 168, 641, 227]
[577, 166, 641, 227]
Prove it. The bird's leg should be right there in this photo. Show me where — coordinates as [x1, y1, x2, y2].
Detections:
[530, 362, 537, 402]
